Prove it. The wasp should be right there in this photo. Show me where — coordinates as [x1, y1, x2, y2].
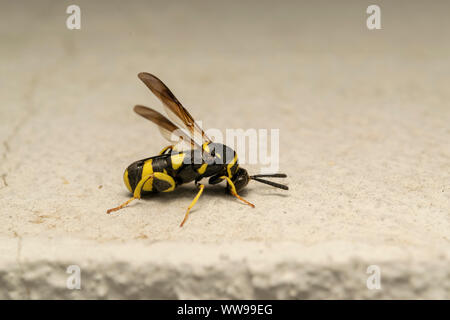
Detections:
[107, 73, 288, 226]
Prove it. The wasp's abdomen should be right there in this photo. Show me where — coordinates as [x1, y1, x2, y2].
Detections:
[123, 159, 145, 193]
[123, 152, 190, 193]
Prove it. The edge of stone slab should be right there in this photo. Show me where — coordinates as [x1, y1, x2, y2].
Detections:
[0, 237, 449, 299]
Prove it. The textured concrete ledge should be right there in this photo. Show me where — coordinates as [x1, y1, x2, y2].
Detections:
[1, 238, 449, 299]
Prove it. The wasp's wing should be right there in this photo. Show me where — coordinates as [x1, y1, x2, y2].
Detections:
[137, 72, 211, 145]
[134, 105, 201, 150]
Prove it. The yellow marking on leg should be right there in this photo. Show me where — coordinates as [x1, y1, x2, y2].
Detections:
[180, 184, 205, 227]
[226, 153, 238, 177]
[154, 172, 175, 192]
[107, 196, 137, 214]
[108, 174, 155, 214]
[134, 174, 156, 199]
[107, 172, 174, 214]
[220, 176, 255, 208]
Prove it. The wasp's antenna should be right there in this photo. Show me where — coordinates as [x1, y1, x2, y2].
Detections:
[251, 177, 288, 190]
[250, 173, 287, 178]
[250, 173, 289, 190]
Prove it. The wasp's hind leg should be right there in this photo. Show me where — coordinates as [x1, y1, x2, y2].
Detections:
[220, 176, 255, 208]
[106, 174, 155, 214]
[106, 172, 176, 214]
[106, 197, 137, 214]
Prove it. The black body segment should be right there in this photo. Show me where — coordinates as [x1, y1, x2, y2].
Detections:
[123, 142, 242, 194]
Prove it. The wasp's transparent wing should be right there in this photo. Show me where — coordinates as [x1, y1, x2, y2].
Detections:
[134, 105, 200, 150]
[137, 72, 212, 145]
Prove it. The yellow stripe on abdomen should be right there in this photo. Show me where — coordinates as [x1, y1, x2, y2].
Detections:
[123, 169, 132, 193]
[142, 159, 154, 191]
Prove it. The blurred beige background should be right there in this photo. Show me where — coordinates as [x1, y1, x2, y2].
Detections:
[0, 0, 449, 299]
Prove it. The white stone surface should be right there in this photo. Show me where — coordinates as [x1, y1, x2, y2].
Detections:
[0, 0, 449, 299]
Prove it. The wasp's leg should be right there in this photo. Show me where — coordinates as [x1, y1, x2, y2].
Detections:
[180, 183, 205, 227]
[219, 176, 255, 208]
[138, 172, 176, 195]
[106, 174, 156, 214]
[106, 196, 137, 214]
[107, 172, 175, 214]
[159, 145, 174, 155]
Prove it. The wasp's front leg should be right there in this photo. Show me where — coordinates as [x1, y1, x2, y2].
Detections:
[219, 176, 255, 208]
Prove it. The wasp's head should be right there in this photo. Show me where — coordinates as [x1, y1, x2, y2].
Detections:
[228, 169, 289, 193]
[230, 167, 250, 192]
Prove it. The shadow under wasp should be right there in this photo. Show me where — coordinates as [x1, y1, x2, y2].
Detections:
[107, 72, 288, 226]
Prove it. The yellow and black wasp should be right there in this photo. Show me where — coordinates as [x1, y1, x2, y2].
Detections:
[107, 72, 288, 226]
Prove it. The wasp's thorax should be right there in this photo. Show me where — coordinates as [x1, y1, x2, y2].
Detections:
[201, 142, 239, 176]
